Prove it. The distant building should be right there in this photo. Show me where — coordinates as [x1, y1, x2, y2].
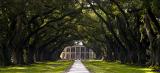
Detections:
[60, 45, 96, 60]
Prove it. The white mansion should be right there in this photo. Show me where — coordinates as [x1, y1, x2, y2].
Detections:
[60, 45, 96, 60]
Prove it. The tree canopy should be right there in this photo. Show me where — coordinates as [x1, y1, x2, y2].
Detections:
[0, 0, 160, 70]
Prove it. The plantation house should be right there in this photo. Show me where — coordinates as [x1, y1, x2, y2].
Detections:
[60, 45, 96, 60]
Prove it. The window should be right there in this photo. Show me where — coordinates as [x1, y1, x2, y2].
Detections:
[76, 47, 80, 52]
[86, 48, 89, 53]
[81, 47, 85, 52]
[71, 47, 75, 52]
[81, 53, 85, 59]
[67, 48, 70, 52]
[71, 53, 75, 59]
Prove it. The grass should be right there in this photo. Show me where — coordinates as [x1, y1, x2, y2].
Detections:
[0, 61, 73, 73]
[83, 60, 158, 73]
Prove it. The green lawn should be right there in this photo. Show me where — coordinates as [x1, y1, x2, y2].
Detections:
[0, 61, 72, 73]
[83, 60, 158, 73]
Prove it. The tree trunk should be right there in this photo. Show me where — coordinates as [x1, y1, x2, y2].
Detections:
[12, 47, 25, 65]
[144, 14, 157, 66]
[0, 46, 6, 66]
[16, 48, 25, 65]
[0, 43, 12, 66]
[35, 48, 41, 61]
[26, 47, 35, 64]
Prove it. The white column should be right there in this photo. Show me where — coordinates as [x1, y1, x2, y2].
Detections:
[64, 48, 66, 59]
[80, 46, 81, 60]
[92, 51, 94, 59]
[75, 46, 77, 59]
[70, 47, 71, 60]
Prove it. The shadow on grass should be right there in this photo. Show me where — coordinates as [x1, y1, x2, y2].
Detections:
[83, 61, 158, 73]
[0, 61, 72, 73]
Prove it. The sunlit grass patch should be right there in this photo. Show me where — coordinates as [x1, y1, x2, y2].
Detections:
[0, 61, 72, 73]
[83, 60, 158, 73]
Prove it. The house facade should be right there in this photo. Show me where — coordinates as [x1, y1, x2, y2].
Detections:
[60, 45, 96, 60]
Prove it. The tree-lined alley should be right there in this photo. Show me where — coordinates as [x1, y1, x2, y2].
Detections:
[0, 0, 160, 71]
